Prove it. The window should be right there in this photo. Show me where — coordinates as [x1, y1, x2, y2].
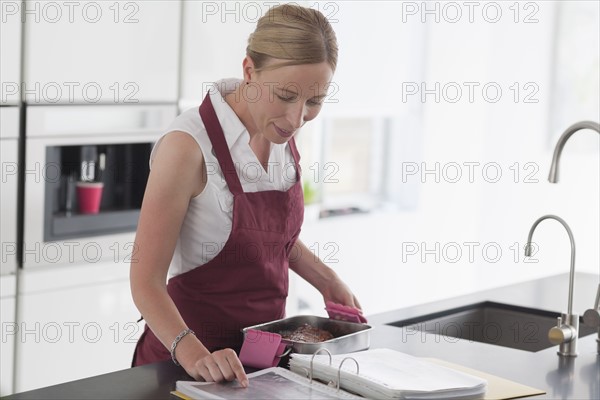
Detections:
[298, 116, 389, 211]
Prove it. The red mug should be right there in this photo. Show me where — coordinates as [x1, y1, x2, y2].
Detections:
[76, 181, 104, 214]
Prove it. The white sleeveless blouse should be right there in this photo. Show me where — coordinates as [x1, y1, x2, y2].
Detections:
[149, 79, 297, 278]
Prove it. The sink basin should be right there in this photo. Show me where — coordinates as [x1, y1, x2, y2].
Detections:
[387, 301, 596, 352]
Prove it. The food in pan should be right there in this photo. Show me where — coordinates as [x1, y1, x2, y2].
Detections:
[282, 323, 334, 343]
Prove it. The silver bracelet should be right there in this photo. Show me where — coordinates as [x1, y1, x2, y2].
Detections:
[170, 328, 195, 366]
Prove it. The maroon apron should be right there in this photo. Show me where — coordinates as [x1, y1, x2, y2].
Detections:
[132, 92, 304, 366]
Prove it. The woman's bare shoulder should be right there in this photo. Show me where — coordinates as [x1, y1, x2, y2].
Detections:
[151, 130, 207, 198]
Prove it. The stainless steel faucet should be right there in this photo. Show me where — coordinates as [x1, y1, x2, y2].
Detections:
[548, 120, 600, 183]
[548, 120, 600, 354]
[583, 284, 600, 353]
[525, 214, 579, 357]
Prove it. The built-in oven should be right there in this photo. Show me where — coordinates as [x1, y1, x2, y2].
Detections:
[22, 104, 177, 268]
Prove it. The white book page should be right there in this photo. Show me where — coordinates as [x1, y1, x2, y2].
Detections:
[176, 368, 363, 400]
[291, 349, 487, 397]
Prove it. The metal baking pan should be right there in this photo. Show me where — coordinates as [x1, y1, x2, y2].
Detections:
[242, 315, 372, 355]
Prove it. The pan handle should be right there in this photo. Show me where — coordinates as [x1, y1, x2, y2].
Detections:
[275, 346, 293, 358]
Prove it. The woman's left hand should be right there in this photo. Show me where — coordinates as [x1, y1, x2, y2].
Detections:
[321, 276, 362, 311]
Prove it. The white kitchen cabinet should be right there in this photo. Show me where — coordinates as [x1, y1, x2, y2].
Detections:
[179, 1, 255, 107]
[0, 106, 19, 138]
[0, 107, 20, 395]
[23, 0, 180, 104]
[318, 2, 425, 116]
[0, 107, 19, 276]
[0, 2, 22, 105]
[14, 260, 142, 392]
[0, 275, 17, 395]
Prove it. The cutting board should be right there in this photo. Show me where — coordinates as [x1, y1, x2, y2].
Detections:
[425, 358, 545, 400]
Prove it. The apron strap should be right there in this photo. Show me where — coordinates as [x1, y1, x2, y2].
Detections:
[199, 92, 244, 195]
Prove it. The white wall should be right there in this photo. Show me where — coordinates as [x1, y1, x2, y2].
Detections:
[293, 1, 599, 317]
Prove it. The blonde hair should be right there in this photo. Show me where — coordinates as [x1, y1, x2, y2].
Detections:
[247, 4, 338, 72]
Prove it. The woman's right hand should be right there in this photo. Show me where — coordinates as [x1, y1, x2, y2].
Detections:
[182, 347, 249, 388]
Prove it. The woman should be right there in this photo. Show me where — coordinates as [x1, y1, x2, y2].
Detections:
[130, 4, 361, 387]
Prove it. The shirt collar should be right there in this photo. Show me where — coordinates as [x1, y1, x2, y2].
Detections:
[207, 78, 248, 150]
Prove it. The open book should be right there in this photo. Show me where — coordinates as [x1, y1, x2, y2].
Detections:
[289, 349, 487, 399]
[175, 348, 487, 400]
[175, 367, 362, 399]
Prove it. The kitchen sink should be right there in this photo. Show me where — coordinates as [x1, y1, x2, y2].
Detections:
[387, 301, 596, 352]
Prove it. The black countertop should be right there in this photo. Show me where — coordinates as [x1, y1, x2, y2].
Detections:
[5, 272, 599, 400]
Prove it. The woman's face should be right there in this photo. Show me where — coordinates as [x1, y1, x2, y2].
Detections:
[243, 58, 334, 145]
